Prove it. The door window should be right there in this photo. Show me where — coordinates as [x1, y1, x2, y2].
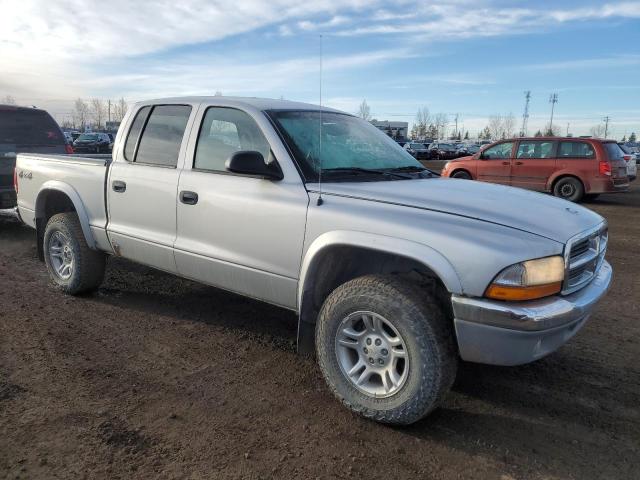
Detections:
[133, 105, 192, 167]
[516, 141, 554, 159]
[194, 107, 271, 172]
[482, 142, 513, 159]
[558, 142, 595, 158]
[124, 106, 151, 161]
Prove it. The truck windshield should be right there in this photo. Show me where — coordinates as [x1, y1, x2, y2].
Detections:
[268, 110, 424, 181]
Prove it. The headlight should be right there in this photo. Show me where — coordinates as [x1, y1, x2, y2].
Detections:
[485, 256, 564, 301]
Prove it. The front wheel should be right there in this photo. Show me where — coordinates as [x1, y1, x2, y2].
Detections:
[44, 213, 106, 294]
[316, 275, 457, 425]
[451, 170, 472, 180]
[553, 177, 584, 202]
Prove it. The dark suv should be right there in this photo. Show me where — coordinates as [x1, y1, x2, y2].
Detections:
[0, 105, 68, 209]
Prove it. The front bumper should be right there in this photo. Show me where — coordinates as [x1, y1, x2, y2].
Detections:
[451, 260, 612, 366]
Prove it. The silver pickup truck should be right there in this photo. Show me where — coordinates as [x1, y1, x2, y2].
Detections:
[15, 97, 612, 425]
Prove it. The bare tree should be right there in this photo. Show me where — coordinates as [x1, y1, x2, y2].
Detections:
[412, 107, 430, 139]
[214, 90, 223, 96]
[91, 98, 107, 129]
[487, 115, 503, 140]
[2, 95, 16, 105]
[543, 122, 562, 136]
[589, 124, 606, 138]
[434, 113, 448, 139]
[502, 113, 516, 139]
[113, 97, 128, 122]
[357, 99, 372, 121]
[74, 98, 90, 131]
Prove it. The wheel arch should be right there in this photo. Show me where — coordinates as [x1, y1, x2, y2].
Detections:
[35, 181, 96, 260]
[450, 168, 473, 179]
[548, 172, 589, 193]
[296, 231, 463, 355]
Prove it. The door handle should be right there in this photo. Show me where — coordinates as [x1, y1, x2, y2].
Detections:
[515, 161, 524, 165]
[502, 161, 510, 165]
[112, 180, 126, 193]
[179, 191, 199, 205]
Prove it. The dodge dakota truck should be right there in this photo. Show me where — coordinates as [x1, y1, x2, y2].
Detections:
[15, 97, 612, 425]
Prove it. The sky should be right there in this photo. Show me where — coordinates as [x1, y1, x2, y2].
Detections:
[1, 0, 639, 138]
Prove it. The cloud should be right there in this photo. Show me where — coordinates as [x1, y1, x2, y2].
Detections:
[520, 55, 640, 71]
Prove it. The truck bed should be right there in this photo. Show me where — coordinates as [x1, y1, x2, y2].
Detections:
[15, 153, 112, 242]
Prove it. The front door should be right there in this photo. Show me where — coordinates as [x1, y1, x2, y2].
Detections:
[173, 106, 308, 309]
[107, 104, 194, 273]
[476, 141, 514, 185]
[510, 140, 557, 191]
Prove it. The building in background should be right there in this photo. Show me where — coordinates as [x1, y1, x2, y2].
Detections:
[370, 120, 408, 142]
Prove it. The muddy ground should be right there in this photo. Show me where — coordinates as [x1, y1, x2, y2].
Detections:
[1, 183, 638, 480]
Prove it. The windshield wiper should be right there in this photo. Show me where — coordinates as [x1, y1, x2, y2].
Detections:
[322, 167, 411, 179]
[386, 165, 440, 177]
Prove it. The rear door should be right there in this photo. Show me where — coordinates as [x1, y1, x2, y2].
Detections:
[107, 103, 195, 273]
[510, 140, 557, 191]
[476, 141, 514, 185]
[173, 106, 308, 309]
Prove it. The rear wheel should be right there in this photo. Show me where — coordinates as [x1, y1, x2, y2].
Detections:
[451, 170, 472, 180]
[44, 213, 106, 294]
[316, 275, 457, 425]
[553, 177, 584, 202]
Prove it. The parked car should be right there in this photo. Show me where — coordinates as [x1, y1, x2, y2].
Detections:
[428, 142, 458, 160]
[16, 97, 611, 425]
[404, 142, 430, 159]
[618, 143, 637, 181]
[441, 137, 630, 202]
[72, 132, 112, 153]
[0, 104, 69, 209]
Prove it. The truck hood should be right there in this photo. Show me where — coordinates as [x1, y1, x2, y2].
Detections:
[314, 178, 604, 244]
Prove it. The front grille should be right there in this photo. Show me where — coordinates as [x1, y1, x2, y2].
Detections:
[563, 225, 608, 294]
[0, 174, 13, 187]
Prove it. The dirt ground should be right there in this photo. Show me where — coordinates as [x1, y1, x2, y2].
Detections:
[1, 184, 639, 480]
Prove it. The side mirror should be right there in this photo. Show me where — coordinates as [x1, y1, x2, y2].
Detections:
[225, 151, 283, 180]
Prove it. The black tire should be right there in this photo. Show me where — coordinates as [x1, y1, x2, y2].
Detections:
[316, 274, 457, 425]
[451, 170, 472, 180]
[553, 176, 584, 202]
[43, 212, 106, 294]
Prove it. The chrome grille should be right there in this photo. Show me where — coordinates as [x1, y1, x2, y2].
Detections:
[563, 224, 608, 294]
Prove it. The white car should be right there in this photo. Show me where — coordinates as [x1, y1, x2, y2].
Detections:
[619, 144, 637, 181]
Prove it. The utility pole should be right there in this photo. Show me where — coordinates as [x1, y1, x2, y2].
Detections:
[520, 91, 530, 136]
[566, 122, 570, 136]
[107, 100, 111, 126]
[548, 93, 558, 134]
[454, 113, 459, 138]
[603, 116, 610, 138]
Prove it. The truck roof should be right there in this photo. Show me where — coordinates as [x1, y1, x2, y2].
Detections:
[135, 96, 346, 114]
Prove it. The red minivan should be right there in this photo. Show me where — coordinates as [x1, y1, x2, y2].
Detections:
[441, 137, 629, 202]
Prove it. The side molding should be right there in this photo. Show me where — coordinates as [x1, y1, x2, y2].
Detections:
[35, 181, 97, 249]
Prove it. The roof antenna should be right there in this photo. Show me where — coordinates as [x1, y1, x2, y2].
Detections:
[317, 34, 324, 206]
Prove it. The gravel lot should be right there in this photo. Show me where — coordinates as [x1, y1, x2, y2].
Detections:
[1, 184, 639, 480]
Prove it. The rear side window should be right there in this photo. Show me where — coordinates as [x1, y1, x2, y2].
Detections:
[558, 142, 594, 158]
[124, 106, 151, 161]
[0, 108, 64, 145]
[603, 143, 624, 161]
[516, 141, 554, 159]
[194, 107, 271, 172]
[134, 105, 192, 167]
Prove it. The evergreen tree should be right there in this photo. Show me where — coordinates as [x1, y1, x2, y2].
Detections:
[534, 130, 543, 137]
[629, 132, 636, 142]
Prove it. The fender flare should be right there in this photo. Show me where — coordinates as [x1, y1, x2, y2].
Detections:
[295, 231, 464, 354]
[298, 231, 464, 311]
[35, 180, 97, 249]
